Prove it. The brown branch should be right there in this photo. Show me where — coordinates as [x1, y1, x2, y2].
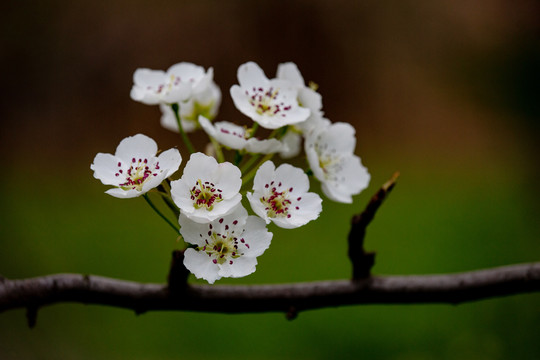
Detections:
[348, 171, 399, 279]
[1, 263, 539, 321]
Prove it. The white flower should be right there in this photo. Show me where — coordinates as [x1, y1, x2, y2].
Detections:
[180, 205, 272, 284]
[278, 129, 302, 159]
[170, 152, 242, 223]
[305, 122, 370, 203]
[276, 62, 323, 116]
[247, 161, 322, 229]
[130, 62, 214, 105]
[198, 116, 283, 154]
[91, 134, 182, 198]
[159, 80, 221, 133]
[230, 62, 310, 129]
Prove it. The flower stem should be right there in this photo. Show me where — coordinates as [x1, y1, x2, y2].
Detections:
[241, 153, 275, 187]
[171, 103, 196, 154]
[210, 137, 225, 163]
[160, 193, 180, 219]
[143, 193, 180, 234]
[234, 151, 244, 166]
[240, 153, 261, 173]
[248, 123, 259, 138]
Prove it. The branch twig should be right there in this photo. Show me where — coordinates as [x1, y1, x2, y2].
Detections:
[1, 263, 539, 320]
[348, 171, 399, 279]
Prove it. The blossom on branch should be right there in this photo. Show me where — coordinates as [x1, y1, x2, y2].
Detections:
[230, 62, 310, 129]
[91, 134, 182, 198]
[180, 205, 272, 284]
[198, 116, 283, 154]
[305, 122, 370, 203]
[159, 78, 221, 133]
[170, 153, 242, 223]
[247, 161, 322, 229]
[130, 62, 214, 105]
[276, 62, 323, 117]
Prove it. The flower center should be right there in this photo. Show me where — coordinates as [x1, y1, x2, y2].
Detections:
[245, 87, 291, 117]
[314, 141, 343, 181]
[148, 74, 182, 95]
[198, 221, 248, 265]
[219, 126, 247, 140]
[260, 181, 293, 219]
[116, 158, 160, 191]
[190, 179, 223, 210]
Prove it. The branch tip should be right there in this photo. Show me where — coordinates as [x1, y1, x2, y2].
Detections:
[348, 172, 399, 279]
[286, 306, 298, 321]
[26, 306, 38, 329]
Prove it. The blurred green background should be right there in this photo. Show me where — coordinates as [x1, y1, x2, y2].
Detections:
[1, 1, 539, 359]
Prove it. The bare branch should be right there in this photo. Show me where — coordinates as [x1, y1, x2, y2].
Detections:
[1, 262, 539, 319]
[348, 171, 400, 279]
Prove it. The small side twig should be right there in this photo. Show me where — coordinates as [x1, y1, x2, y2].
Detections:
[26, 305, 38, 329]
[348, 172, 400, 279]
[167, 250, 190, 294]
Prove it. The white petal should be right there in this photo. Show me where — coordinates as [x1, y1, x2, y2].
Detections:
[288, 192, 323, 227]
[133, 68, 167, 87]
[246, 192, 271, 224]
[237, 62, 269, 88]
[204, 120, 248, 150]
[183, 248, 221, 284]
[168, 62, 205, 81]
[91, 153, 123, 186]
[229, 85, 255, 119]
[279, 130, 302, 159]
[185, 194, 242, 224]
[245, 138, 283, 154]
[219, 256, 257, 278]
[299, 87, 323, 113]
[252, 161, 276, 191]
[104, 187, 142, 199]
[274, 163, 310, 194]
[254, 105, 310, 130]
[180, 152, 218, 187]
[115, 134, 157, 161]
[322, 122, 357, 154]
[211, 162, 242, 197]
[242, 216, 272, 257]
[178, 213, 207, 247]
[198, 115, 217, 138]
[276, 62, 304, 87]
[157, 148, 182, 178]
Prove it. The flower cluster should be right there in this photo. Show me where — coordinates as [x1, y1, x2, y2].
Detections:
[92, 61, 370, 284]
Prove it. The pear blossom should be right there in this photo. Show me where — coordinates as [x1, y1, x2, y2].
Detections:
[130, 62, 214, 105]
[278, 129, 302, 159]
[170, 152, 242, 223]
[180, 205, 272, 284]
[305, 122, 370, 203]
[159, 80, 221, 133]
[247, 161, 322, 229]
[230, 62, 310, 129]
[91, 134, 182, 198]
[198, 116, 283, 154]
[276, 62, 323, 117]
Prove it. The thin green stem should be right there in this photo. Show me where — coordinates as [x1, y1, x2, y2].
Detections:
[241, 153, 275, 187]
[240, 153, 261, 173]
[234, 151, 244, 166]
[143, 194, 179, 234]
[210, 137, 225, 163]
[248, 123, 259, 138]
[171, 103, 196, 154]
[160, 193, 180, 219]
